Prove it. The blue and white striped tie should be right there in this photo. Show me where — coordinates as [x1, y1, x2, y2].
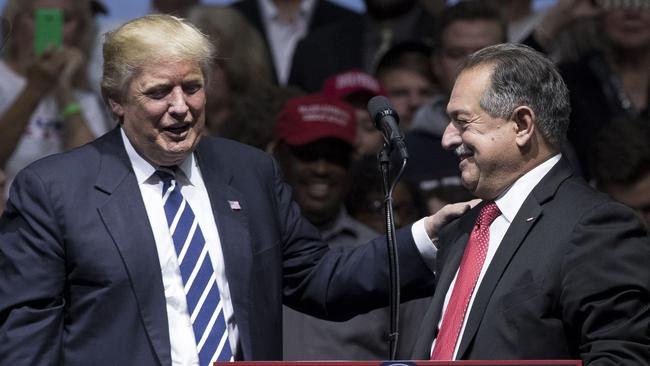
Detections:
[158, 168, 233, 365]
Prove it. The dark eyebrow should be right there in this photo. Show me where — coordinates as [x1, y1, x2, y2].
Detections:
[143, 84, 171, 93]
[141, 80, 170, 90]
[184, 73, 205, 83]
[182, 78, 204, 87]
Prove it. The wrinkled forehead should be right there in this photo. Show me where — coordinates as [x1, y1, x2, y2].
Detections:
[127, 60, 205, 91]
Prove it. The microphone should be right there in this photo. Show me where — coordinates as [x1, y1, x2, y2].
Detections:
[367, 96, 408, 159]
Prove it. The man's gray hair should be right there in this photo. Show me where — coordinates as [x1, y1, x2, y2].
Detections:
[463, 43, 570, 150]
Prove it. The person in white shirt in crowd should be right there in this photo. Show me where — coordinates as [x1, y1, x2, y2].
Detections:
[231, 0, 361, 85]
[0, 0, 110, 200]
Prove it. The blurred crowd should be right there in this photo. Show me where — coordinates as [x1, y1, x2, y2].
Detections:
[0, 0, 648, 359]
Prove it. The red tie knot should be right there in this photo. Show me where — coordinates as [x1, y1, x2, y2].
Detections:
[477, 201, 501, 227]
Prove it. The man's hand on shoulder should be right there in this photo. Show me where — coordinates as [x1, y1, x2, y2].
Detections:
[424, 199, 481, 245]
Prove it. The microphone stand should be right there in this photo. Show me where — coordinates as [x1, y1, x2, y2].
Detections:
[377, 145, 407, 360]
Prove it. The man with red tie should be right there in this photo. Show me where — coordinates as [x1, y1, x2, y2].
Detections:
[412, 44, 650, 364]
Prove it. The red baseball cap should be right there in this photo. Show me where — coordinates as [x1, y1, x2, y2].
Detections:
[322, 69, 387, 101]
[276, 94, 357, 147]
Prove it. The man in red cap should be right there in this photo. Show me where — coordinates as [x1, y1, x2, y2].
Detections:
[322, 69, 387, 158]
[271, 93, 400, 360]
[272, 94, 365, 230]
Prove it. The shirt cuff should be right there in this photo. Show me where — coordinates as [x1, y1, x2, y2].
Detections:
[411, 217, 438, 274]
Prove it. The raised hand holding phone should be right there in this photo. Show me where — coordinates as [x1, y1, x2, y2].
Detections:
[34, 7, 63, 57]
[29, 7, 83, 95]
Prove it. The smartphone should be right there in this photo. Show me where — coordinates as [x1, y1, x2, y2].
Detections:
[34, 7, 63, 56]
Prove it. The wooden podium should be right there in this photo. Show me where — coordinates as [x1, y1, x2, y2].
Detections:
[215, 361, 582, 366]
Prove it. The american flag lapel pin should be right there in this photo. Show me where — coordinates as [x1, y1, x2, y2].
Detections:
[228, 200, 241, 211]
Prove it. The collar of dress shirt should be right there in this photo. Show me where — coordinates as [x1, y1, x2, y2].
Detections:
[258, 0, 316, 22]
[120, 127, 196, 187]
[494, 154, 561, 224]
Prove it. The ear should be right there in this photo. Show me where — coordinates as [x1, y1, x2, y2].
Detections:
[108, 98, 125, 119]
[512, 106, 535, 147]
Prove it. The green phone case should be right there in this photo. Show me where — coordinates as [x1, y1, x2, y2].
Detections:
[34, 8, 63, 56]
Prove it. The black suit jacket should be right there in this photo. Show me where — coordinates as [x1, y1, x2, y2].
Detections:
[288, 6, 435, 92]
[230, 0, 361, 85]
[410, 158, 650, 364]
[0, 128, 435, 365]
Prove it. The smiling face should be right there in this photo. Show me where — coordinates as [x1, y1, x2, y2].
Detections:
[277, 139, 352, 226]
[354, 108, 383, 157]
[110, 60, 206, 166]
[442, 65, 523, 199]
[603, 8, 650, 50]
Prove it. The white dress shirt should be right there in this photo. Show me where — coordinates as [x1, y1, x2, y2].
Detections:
[258, 0, 316, 85]
[121, 129, 239, 365]
[429, 154, 562, 359]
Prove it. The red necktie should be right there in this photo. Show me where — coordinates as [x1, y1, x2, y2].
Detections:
[431, 202, 501, 360]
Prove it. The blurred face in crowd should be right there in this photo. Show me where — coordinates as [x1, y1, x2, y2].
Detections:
[603, 7, 650, 50]
[110, 60, 207, 167]
[433, 19, 504, 95]
[342, 93, 384, 157]
[604, 173, 650, 229]
[278, 139, 352, 225]
[354, 108, 384, 157]
[354, 181, 418, 233]
[379, 68, 434, 130]
[442, 65, 522, 200]
[14, 0, 83, 55]
[204, 61, 232, 134]
[206, 61, 230, 108]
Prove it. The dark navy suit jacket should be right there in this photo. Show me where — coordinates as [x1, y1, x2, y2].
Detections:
[410, 158, 650, 364]
[0, 128, 434, 365]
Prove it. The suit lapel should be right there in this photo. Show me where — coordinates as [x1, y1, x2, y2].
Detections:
[95, 129, 171, 366]
[195, 141, 253, 360]
[456, 158, 574, 359]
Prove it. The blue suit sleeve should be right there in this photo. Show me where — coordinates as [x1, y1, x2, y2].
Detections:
[269, 157, 435, 320]
[0, 168, 66, 365]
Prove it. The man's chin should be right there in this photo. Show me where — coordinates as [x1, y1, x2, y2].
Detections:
[163, 135, 200, 154]
[460, 175, 477, 194]
[162, 129, 200, 144]
[149, 146, 194, 166]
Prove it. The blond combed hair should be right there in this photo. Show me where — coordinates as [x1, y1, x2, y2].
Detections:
[101, 14, 215, 104]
